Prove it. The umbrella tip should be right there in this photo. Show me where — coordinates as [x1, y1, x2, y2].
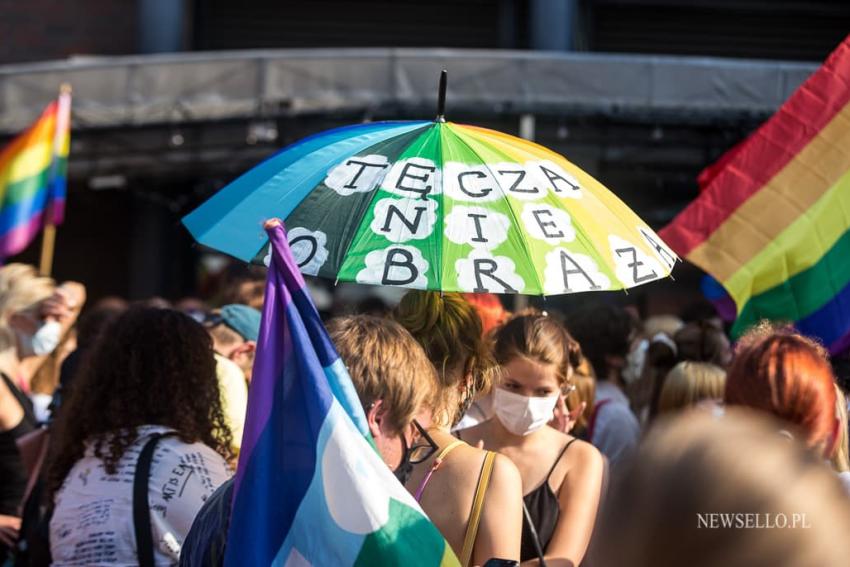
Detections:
[264, 218, 283, 230]
[436, 70, 447, 123]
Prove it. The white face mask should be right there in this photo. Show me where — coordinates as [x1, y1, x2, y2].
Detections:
[18, 319, 62, 357]
[622, 338, 648, 385]
[493, 387, 559, 436]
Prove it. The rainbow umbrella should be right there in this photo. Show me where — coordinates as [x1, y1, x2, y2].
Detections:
[184, 73, 676, 295]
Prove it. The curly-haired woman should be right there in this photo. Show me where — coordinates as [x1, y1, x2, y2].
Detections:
[46, 307, 233, 566]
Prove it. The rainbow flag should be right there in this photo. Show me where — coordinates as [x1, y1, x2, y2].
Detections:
[226, 221, 458, 566]
[0, 90, 71, 258]
[660, 36, 850, 354]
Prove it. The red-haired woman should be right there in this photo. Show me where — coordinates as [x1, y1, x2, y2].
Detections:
[724, 323, 838, 457]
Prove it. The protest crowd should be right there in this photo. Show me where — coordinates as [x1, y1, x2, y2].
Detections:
[0, 257, 849, 567]
[1, 12, 850, 566]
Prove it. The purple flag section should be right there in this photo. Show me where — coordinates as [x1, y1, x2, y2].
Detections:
[225, 221, 338, 566]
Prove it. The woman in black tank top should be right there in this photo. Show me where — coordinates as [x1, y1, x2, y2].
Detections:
[0, 272, 84, 560]
[459, 312, 605, 566]
[0, 372, 38, 562]
[0, 373, 37, 516]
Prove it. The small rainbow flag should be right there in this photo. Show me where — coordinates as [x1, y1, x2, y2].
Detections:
[660, 36, 850, 354]
[0, 89, 71, 258]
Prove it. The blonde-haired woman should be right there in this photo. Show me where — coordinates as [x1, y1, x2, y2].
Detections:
[394, 291, 523, 567]
[657, 361, 726, 415]
[0, 264, 83, 554]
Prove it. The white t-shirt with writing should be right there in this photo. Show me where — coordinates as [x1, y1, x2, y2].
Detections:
[50, 425, 232, 566]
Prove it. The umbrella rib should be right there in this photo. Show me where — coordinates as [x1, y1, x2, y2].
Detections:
[331, 123, 437, 283]
[435, 124, 445, 290]
[442, 125, 545, 295]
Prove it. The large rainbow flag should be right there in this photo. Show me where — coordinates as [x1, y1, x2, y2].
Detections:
[226, 221, 458, 566]
[0, 89, 71, 258]
[660, 36, 850, 354]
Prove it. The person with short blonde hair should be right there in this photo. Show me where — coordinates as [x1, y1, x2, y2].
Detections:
[657, 361, 726, 415]
[326, 314, 437, 437]
[180, 314, 446, 566]
[591, 408, 850, 567]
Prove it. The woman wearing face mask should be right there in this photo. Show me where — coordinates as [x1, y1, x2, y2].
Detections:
[394, 291, 523, 567]
[463, 311, 605, 567]
[0, 264, 83, 559]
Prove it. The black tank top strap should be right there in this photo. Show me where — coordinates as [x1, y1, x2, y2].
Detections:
[0, 372, 37, 516]
[545, 437, 578, 480]
[1, 372, 36, 427]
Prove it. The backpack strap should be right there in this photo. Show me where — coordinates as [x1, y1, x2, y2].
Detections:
[133, 432, 176, 567]
[460, 450, 497, 567]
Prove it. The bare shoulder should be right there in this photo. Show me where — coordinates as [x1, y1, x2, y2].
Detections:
[481, 453, 523, 524]
[563, 437, 604, 474]
[489, 452, 522, 488]
[443, 442, 520, 491]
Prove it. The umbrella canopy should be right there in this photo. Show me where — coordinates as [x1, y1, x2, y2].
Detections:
[184, 120, 676, 295]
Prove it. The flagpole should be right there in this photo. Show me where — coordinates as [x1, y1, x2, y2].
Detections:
[39, 224, 56, 277]
[39, 83, 71, 277]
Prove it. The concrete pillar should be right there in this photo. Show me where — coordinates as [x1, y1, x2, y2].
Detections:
[530, 0, 577, 52]
[138, 0, 186, 53]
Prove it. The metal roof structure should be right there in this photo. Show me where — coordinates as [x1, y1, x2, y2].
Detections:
[0, 47, 816, 133]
